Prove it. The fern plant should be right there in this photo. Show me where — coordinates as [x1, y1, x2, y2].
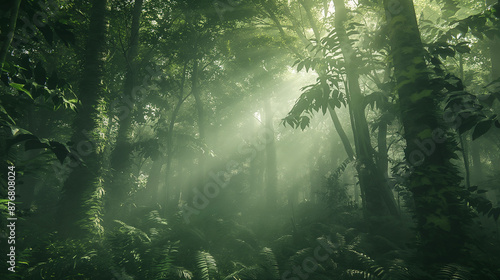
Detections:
[197, 251, 219, 280]
[107, 210, 192, 280]
[259, 247, 280, 279]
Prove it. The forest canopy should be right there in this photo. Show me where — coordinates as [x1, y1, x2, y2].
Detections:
[1, 0, 500, 279]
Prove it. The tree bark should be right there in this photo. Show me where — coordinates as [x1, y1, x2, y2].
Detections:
[161, 94, 186, 204]
[470, 140, 483, 184]
[143, 155, 164, 204]
[383, 0, 469, 263]
[106, 0, 144, 218]
[332, 0, 399, 219]
[328, 106, 355, 160]
[57, 0, 107, 237]
[191, 58, 208, 185]
[378, 118, 389, 177]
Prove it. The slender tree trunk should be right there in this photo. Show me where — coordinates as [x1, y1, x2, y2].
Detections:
[57, 0, 107, 237]
[264, 98, 278, 209]
[192, 59, 205, 142]
[161, 96, 184, 205]
[470, 140, 482, 184]
[459, 135, 471, 189]
[0, 0, 21, 69]
[328, 106, 355, 159]
[332, 0, 399, 219]
[191, 58, 209, 192]
[160, 60, 189, 206]
[143, 155, 164, 204]
[383, 0, 469, 263]
[107, 0, 144, 216]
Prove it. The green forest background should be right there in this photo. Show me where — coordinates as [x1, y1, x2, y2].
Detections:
[1, 0, 500, 279]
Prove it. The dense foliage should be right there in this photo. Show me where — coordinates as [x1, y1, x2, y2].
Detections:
[1, 0, 500, 279]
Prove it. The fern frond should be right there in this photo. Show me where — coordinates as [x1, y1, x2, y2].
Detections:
[337, 233, 347, 248]
[114, 220, 151, 243]
[437, 264, 472, 280]
[223, 264, 263, 280]
[386, 259, 413, 280]
[349, 250, 375, 266]
[260, 247, 280, 279]
[152, 241, 178, 278]
[197, 251, 218, 280]
[147, 210, 168, 226]
[346, 269, 381, 280]
[175, 266, 194, 279]
[289, 248, 313, 265]
[348, 250, 386, 280]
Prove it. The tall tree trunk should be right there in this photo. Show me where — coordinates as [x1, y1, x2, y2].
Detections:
[191, 58, 208, 191]
[143, 155, 164, 205]
[264, 98, 278, 209]
[161, 95, 185, 205]
[383, 0, 469, 263]
[295, 0, 398, 218]
[107, 0, 144, 216]
[331, 0, 399, 219]
[328, 106, 355, 159]
[159, 60, 189, 207]
[57, 0, 107, 237]
[192, 59, 205, 143]
[0, 0, 21, 69]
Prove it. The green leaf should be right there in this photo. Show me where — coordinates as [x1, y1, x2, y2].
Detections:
[454, 43, 471, 54]
[489, 208, 500, 221]
[0, 104, 16, 125]
[458, 114, 483, 134]
[472, 119, 493, 140]
[6, 133, 37, 150]
[54, 22, 76, 46]
[300, 116, 310, 130]
[38, 24, 54, 45]
[297, 61, 305, 72]
[9, 83, 33, 99]
[410, 89, 432, 102]
[24, 139, 50, 151]
[50, 141, 71, 164]
[47, 71, 58, 89]
[467, 186, 478, 192]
